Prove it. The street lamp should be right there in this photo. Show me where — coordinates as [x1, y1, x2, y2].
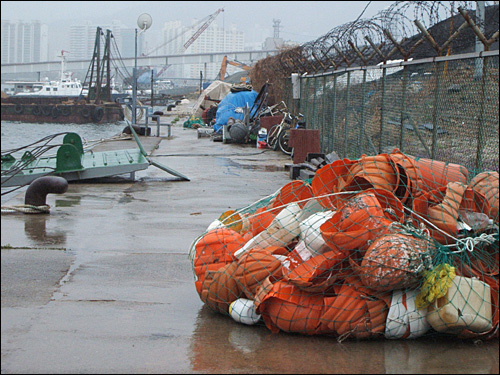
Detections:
[132, 13, 152, 125]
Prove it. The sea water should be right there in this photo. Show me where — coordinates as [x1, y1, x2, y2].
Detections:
[1, 120, 127, 152]
[1, 120, 127, 203]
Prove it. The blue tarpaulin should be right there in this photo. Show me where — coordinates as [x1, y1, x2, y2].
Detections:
[213, 90, 258, 133]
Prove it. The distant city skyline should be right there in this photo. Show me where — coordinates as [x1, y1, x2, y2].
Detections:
[1, 1, 397, 60]
[2, 1, 404, 82]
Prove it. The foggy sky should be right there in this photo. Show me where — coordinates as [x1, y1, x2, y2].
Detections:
[1, 1, 395, 58]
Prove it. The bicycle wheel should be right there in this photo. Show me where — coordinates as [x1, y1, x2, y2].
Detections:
[278, 129, 293, 155]
[267, 124, 280, 151]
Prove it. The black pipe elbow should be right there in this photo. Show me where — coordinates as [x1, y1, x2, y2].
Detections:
[24, 176, 69, 207]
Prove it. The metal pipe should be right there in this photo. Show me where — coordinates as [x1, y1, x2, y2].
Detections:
[132, 28, 138, 125]
[345, 71, 351, 158]
[431, 62, 443, 159]
[379, 65, 386, 154]
[24, 176, 68, 207]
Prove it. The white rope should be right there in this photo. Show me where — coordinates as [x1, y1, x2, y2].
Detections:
[1, 204, 50, 214]
[450, 232, 498, 254]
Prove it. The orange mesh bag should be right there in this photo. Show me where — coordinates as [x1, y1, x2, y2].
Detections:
[348, 154, 407, 202]
[268, 180, 314, 211]
[248, 206, 277, 236]
[193, 228, 247, 295]
[469, 171, 499, 223]
[389, 149, 469, 198]
[282, 246, 349, 293]
[201, 261, 243, 314]
[255, 280, 324, 334]
[319, 276, 391, 339]
[355, 233, 433, 292]
[234, 246, 286, 299]
[412, 182, 491, 245]
[320, 188, 405, 253]
[311, 158, 358, 209]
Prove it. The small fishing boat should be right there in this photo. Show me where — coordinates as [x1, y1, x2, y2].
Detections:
[7, 51, 84, 98]
[1, 36, 125, 124]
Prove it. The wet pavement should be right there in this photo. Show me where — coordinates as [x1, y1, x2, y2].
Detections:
[1, 102, 499, 374]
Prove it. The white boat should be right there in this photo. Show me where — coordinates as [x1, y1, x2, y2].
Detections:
[8, 52, 84, 97]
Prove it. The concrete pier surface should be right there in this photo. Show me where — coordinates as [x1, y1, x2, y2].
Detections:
[2, 102, 498, 374]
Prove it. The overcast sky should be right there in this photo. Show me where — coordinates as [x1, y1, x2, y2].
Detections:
[2, 1, 395, 57]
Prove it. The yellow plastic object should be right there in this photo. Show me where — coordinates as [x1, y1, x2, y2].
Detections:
[218, 210, 243, 233]
[426, 276, 493, 334]
[416, 263, 456, 309]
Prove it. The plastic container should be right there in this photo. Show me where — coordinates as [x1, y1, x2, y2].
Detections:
[427, 276, 492, 334]
[234, 202, 302, 259]
[257, 128, 267, 149]
[385, 289, 430, 339]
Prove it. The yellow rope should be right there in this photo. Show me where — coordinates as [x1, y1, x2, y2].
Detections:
[416, 263, 456, 310]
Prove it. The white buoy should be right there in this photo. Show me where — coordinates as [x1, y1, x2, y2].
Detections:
[234, 202, 302, 258]
[229, 298, 261, 325]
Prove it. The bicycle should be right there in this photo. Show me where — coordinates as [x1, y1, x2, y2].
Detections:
[267, 109, 305, 156]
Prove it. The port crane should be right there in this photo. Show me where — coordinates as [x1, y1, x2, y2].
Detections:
[139, 8, 224, 82]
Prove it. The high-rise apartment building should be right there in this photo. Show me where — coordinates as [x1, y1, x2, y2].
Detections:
[159, 20, 244, 80]
[1, 20, 48, 64]
[69, 20, 140, 61]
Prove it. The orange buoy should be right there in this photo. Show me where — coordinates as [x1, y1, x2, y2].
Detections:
[193, 228, 247, 295]
[201, 261, 243, 313]
[320, 189, 404, 252]
[412, 182, 490, 245]
[357, 233, 433, 291]
[268, 180, 314, 210]
[320, 276, 390, 339]
[311, 158, 357, 209]
[469, 171, 499, 223]
[255, 280, 324, 334]
[235, 247, 284, 299]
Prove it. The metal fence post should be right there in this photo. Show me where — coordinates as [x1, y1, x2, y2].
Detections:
[476, 54, 488, 171]
[330, 74, 338, 153]
[399, 66, 409, 152]
[431, 61, 444, 159]
[345, 71, 351, 158]
[312, 77, 319, 131]
[379, 66, 387, 154]
[359, 69, 367, 156]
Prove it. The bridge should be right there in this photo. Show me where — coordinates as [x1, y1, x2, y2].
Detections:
[1, 49, 278, 81]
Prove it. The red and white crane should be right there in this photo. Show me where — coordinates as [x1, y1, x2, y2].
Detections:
[144, 8, 224, 80]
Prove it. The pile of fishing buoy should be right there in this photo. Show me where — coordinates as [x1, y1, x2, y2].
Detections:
[189, 148, 499, 341]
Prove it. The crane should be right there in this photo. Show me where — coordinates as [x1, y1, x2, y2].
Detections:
[181, 8, 224, 53]
[141, 8, 224, 81]
[217, 55, 252, 82]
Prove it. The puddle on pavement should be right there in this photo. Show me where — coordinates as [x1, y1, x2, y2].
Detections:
[24, 215, 67, 246]
[55, 196, 81, 207]
[216, 157, 285, 172]
[188, 305, 499, 374]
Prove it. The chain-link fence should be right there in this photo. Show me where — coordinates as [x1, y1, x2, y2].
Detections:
[287, 51, 499, 174]
[250, 2, 499, 174]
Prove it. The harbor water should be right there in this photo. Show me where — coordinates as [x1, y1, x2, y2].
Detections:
[1, 120, 127, 152]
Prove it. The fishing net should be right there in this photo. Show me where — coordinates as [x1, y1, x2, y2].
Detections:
[189, 148, 499, 341]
